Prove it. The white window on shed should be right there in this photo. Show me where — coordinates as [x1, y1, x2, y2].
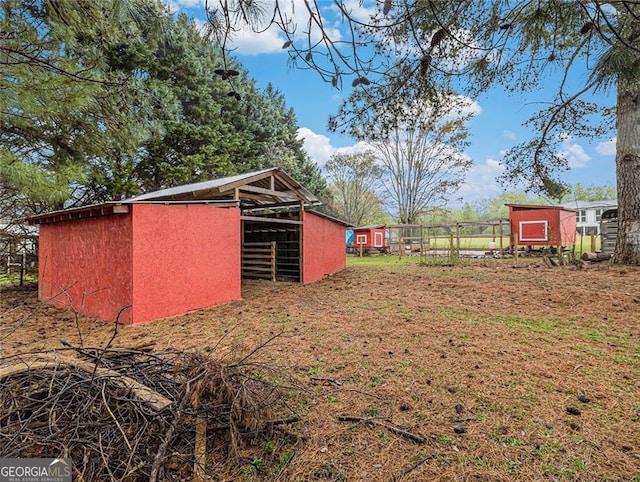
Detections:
[356, 234, 367, 245]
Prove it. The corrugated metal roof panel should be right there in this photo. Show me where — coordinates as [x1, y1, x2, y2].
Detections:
[127, 168, 320, 205]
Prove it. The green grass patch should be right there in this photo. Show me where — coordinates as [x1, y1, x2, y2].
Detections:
[347, 255, 422, 267]
[491, 314, 566, 334]
[0, 273, 37, 285]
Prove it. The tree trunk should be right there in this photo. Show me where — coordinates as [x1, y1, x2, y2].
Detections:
[611, 76, 640, 265]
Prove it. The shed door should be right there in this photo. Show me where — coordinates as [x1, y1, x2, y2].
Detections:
[519, 220, 548, 242]
[374, 232, 383, 248]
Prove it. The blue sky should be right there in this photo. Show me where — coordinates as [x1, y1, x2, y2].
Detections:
[165, 0, 618, 205]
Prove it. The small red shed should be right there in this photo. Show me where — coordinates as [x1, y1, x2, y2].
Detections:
[350, 225, 386, 250]
[29, 168, 348, 324]
[507, 204, 577, 248]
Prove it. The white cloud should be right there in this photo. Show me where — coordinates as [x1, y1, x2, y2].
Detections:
[457, 158, 506, 201]
[556, 135, 591, 168]
[297, 128, 338, 166]
[373, 94, 481, 133]
[164, 0, 291, 54]
[196, 0, 343, 55]
[596, 137, 616, 156]
[297, 128, 369, 167]
[335, 141, 371, 156]
[298, 127, 509, 204]
[192, 17, 207, 33]
[427, 27, 499, 72]
[503, 130, 516, 140]
[164, 0, 205, 14]
[442, 95, 482, 120]
[225, 26, 287, 55]
[334, 0, 378, 23]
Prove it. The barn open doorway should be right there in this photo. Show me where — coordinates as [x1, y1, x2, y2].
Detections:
[241, 210, 302, 282]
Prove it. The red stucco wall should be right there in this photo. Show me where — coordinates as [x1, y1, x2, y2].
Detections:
[38, 214, 134, 323]
[130, 204, 241, 323]
[558, 209, 577, 245]
[302, 211, 346, 284]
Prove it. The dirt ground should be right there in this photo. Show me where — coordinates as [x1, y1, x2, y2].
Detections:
[2, 257, 640, 481]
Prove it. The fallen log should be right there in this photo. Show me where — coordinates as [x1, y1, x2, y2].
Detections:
[581, 252, 612, 262]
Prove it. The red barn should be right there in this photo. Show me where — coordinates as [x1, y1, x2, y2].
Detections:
[29, 168, 348, 324]
[350, 225, 386, 250]
[507, 204, 577, 248]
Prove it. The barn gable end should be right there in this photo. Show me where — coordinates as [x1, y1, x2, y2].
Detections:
[130, 204, 241, 323]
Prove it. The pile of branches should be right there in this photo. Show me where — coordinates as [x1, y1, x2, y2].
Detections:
[0, 341, 306, 481]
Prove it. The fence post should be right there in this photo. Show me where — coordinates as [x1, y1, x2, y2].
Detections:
[590, 230, 596, 253]
[271, 241, 276, 281]
[557, 229, 563, 265]
[449, 234, 454, 263]
[19, 252, 25, 286]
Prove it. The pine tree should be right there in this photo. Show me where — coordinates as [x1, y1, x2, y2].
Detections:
[0, 0, 167, 209]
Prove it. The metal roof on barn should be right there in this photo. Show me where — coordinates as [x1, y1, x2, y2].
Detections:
[128, 167, 320, 209]
[27, 168, 322, 225]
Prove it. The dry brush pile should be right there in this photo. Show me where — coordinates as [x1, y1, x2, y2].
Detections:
[0, 338, 307, 481]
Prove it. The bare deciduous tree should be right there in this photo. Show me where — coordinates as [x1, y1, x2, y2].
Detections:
[367, 99, 473, 224]
[324, 152, 383, 226]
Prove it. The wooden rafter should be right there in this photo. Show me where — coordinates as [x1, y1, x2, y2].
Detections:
[28, 169, 323, 225]
[28, 203, 129, 225]
[240, 215, 302, 225]
[236, 185, 298, 200]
